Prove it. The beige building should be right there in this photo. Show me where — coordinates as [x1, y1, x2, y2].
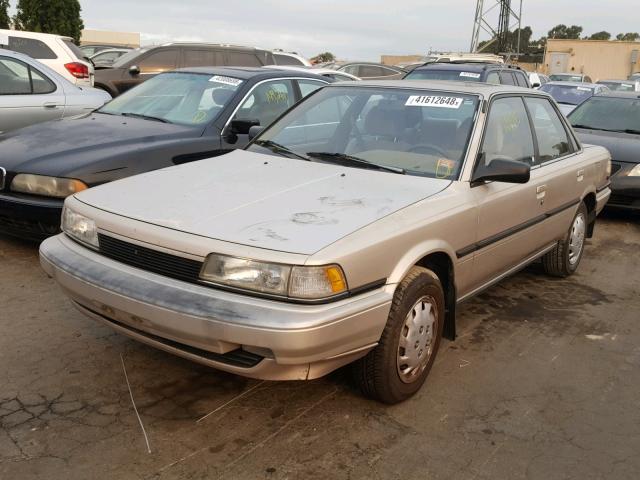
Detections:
[80, 29, 140, 48]
[381, 55, 424, 66]
[544, 38, 640, 81]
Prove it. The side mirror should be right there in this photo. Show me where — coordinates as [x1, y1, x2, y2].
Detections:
[230, 118, 260, 135]
[129, 65, 140, 76]
[248, 125, 264, 140]
[472, 155, 531, 184]
[531, 82, 541, 88]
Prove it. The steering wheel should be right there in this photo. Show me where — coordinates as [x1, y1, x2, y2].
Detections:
[408, 143, 449, 158]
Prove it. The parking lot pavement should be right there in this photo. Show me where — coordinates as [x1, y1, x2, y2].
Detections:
[1, 214, 639, 480]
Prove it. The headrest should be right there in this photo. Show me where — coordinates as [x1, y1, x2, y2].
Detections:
[211, 88, 234, 106]
[364, 105, 405, 137]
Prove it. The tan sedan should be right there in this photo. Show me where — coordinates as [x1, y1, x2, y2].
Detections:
[40, 81, 611, 403]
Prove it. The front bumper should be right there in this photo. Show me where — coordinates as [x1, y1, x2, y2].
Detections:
[608, 163, 640, 211]
[0, 192, 63, 241]
[39, 234, 393, 380]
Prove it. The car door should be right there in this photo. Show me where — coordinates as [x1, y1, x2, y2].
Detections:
[221, 78, 297, 150]
[468, 95, 550, 289]
[0, 55, 65, 133]
[521, 96, 584, 245]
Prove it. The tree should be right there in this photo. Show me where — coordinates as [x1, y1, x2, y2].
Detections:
[13, 0, 84, 44]
[548, 24, 583, 39]
[0, 0, 10, 29]
[616, 32, 640, 42]
[589, 31, 611, 41]
[478, 26, 534, 54]
[310, 52, 335, 64]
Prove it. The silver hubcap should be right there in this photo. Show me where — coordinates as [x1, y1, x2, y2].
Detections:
[568, 213, 586, 265]
[397, 296, 438, 384]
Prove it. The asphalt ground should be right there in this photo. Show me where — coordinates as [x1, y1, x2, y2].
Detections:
[1, 211, 639, 480]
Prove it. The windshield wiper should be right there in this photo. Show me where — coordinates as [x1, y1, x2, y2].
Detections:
[121, 112, 170, 123]
[572, 125, 640, 135]
[306, 152, 405, 175]
[253, 140, 309, 160]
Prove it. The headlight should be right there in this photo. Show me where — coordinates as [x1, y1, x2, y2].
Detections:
[11, 174, 87, 198]
[61, 206, 98, 249]
[199, 254, 347, 300]
[628, 164, 640, 177]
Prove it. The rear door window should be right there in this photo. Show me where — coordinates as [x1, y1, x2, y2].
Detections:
[138, 49, 179, 73]
[297, 79, 326, 97]
[524, 97, 572, 163]
[486, 71, 500, 84]
[227, 51, 262, 67]
[515, 72, 529, 87]
[183, 49, 220, 67]
[8, 37, 57, 59]
[499, 71, 516, 85]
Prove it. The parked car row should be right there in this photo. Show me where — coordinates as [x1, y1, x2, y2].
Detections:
[2, 34, 638, 404]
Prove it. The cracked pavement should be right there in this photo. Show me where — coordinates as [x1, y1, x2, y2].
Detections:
[1, 213, 639, 479]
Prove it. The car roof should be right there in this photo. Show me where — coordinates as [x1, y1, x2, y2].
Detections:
[172, 66, 327, 80]
[594, 91, 640, 99]
[543, 81, 600, 87]
[329, 79, 538, 95]
[598, 79, 638, 84]
[0, 28, 72, 41]
[160, 42, 267, 52]
[414, 62, 509, 72]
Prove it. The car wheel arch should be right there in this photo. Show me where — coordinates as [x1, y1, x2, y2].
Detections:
[389, 247, 457, 341]
[582, 191, 597, 237]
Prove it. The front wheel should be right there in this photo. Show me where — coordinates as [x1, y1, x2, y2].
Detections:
[353, 266, 445, 404]
[542, 202, 588, 277]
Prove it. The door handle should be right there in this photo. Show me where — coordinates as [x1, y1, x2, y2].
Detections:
[43, 102, 60, 109]
[576, 169, 585, 182]
[536, 185, 547, 202]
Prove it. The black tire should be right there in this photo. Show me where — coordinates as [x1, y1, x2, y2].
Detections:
[542, 202, 589, 277]
[353, 266, 445, 404]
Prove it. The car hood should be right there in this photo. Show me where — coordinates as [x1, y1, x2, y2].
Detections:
[76, 150, 451, 255]
[575, 129, 640, 164]
[0, 113, 202, 175]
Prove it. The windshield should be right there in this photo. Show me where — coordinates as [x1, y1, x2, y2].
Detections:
[111, 47, 150, 68]
[99, 72, 243, 126]
[539, 84, 594, 105]
[405, 69, 482, 82]
[247, 86, 480, 179]
[569, 96, 640, 132]
[549, 74, 583, 82]
[598, 82, 637, 92]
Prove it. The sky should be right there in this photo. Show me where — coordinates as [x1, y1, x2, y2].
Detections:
[7, 1, 640, 60]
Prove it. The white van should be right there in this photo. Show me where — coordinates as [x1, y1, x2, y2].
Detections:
[0, 29, 94, 87]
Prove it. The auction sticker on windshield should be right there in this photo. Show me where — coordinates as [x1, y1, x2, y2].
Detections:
[209, 75, 243, 86]
[459, 72, 481, 79]
[576, 86, 592, 91]
[406, 95, 464, 108]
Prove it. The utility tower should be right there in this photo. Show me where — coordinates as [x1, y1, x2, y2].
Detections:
[470, 0, 523, 55]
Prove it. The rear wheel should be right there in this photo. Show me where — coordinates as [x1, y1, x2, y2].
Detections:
[353, 266, 444, 404]
[542, 202, 588, 277]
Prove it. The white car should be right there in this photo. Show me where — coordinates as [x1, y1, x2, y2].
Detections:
[0, 50, 111, 134]
[267, 65, 360, 81]
[0, 29, 94, 87]
[272, 51, 312, 67]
